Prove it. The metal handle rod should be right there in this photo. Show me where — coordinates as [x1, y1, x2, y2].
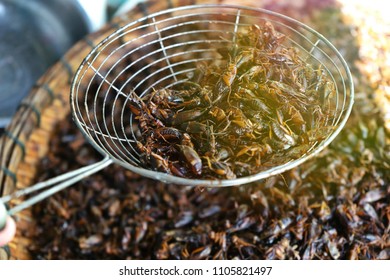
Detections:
[0, 156, 112, 228]
[0, 202, 6, 230]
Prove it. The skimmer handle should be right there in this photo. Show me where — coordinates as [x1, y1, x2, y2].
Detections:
[0, 156, 112, 219]
[0, 201, 6, 230]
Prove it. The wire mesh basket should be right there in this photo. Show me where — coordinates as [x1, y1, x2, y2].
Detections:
[72, 4, 354, 187]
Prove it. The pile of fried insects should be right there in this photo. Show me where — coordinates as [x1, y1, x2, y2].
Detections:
[129, 22, 335, 179]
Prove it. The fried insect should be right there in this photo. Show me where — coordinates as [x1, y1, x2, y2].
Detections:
[177, 145, 202, 175]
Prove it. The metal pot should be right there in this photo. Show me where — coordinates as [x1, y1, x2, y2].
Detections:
[0, 0, 91, 127]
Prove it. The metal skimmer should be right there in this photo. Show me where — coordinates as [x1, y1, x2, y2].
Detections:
[0, 4, 353, 222]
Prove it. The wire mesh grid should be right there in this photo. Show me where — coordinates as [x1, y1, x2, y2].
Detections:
[71, 4, 353, 187]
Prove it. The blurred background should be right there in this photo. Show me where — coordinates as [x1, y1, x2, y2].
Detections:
[0, 0, 143, 130]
